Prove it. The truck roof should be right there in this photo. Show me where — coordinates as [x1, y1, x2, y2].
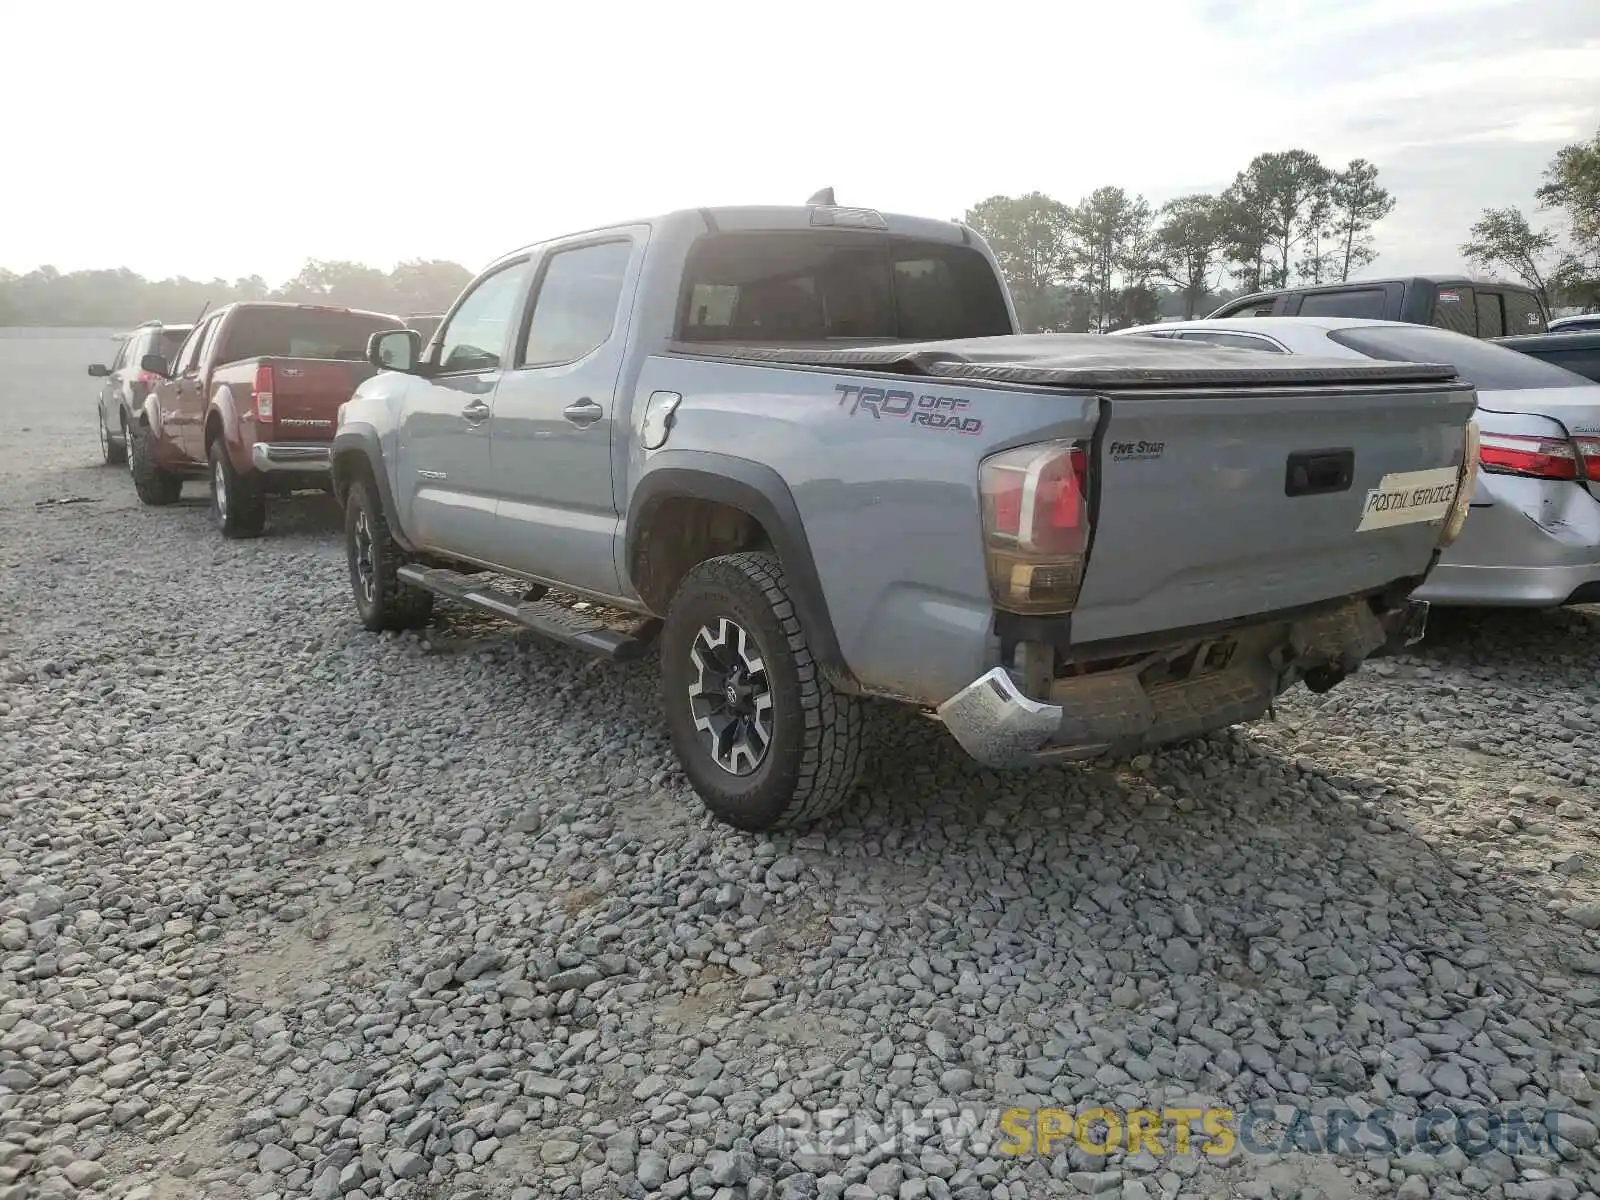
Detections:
[484, 204, 977, 273]
[207, 300, 405, 323]
[1219, 273, 1542, 310]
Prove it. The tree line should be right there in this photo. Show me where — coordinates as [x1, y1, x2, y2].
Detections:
[1459, 126, 1600, 311]
[0, 258, 475, 328]
[964, 149, 1396, 333]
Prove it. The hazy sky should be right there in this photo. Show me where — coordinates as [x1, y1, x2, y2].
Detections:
[4, 0, 1597, 286]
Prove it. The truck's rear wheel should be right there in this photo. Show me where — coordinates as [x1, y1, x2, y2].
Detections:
[345, 479, 433, 632]
[661, 551, 864, 831]
[128, 424, 182, 506]
[208, 435, 266, 538]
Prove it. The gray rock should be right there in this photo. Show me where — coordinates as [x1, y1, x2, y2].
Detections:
[1160, 938, 1200, 975]
[637, 1151, 669, 1190]
[258, 1144, 299, 1174]
[541, 1139, 581, 1165]
[387, 1149, 428, 1179]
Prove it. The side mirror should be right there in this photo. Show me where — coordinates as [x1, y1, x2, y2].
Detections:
[369, 328, 422, 373]
[140, 353, 170, 377]
[87, 363, 110, 377]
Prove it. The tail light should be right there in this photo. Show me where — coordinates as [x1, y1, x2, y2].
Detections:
[979, 441, 1091, 614]
[1438, 419, 1479, 549]
[253, 364, 275, 423]
[1478, 431, 1578, 480]
[1576, 435, 1600, 483]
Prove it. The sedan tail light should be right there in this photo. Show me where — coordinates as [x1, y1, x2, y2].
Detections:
[1576, 435, 1600, 483]
[1477, 432, 1579, 481]
[979, 441, 1091, 614]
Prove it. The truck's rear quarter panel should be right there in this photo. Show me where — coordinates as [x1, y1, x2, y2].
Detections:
[628, 355, 1096, 700]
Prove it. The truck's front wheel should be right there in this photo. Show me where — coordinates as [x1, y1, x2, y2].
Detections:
[661, 552, 864, 831]
[345, 479, 433, 632]
[128, 424, 182, 506]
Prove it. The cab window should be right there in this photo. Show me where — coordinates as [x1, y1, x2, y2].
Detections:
[436, 261, 533, 374]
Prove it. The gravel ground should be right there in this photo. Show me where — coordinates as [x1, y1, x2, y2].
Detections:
[4, 328, 1600, 1200]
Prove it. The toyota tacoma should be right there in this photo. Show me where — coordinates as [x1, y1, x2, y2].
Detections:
[332, 202, 1479, 831]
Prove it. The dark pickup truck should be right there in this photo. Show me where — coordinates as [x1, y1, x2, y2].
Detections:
[1495, 329, 1600, 384]
[131, 301, 406, 537]
[1210, 275, 1549, 339]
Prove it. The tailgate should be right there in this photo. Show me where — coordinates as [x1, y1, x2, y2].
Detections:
[263, 359, 377, 441]
[1069, 381, 1477, 644]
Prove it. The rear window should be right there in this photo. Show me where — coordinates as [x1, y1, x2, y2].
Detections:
[1476, 292, 1505, 338]
[1219, 300, 1278, 318]
[1178, 331, 1286, 353]
[1431, 287, 1478, 336]
[1329, 325, 1593, 391]
[1297, 289, 1387, 320]
[676, 231, 1012, 343]
[216, 308, 402, 364]
[1505, 291, 1548, 333]
[160, 328, 191, 355]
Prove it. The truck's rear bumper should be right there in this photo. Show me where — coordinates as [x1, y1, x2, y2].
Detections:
[936, 598, 1427, 767]
[252, 443, 332, 474]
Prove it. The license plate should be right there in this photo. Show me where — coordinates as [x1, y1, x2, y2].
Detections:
[1356, 467, 1459, 532]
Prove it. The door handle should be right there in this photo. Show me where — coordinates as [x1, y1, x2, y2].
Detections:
[1285, 448, 1354, 497]
[461, 399, 491, 423]
[563, 398, 602, 426]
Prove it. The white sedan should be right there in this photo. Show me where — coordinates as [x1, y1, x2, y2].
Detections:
[1112, 317, 1600, 608]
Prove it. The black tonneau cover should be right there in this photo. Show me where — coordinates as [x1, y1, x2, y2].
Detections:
[668, 332, 1460, 390]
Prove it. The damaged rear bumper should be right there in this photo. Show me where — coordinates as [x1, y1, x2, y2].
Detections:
[935, 598, 1428, 768]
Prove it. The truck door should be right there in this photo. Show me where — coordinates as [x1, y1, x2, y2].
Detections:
[487, 233, 643, 596]
[180, 315, 224, 461]
[396, 258, 532, 564]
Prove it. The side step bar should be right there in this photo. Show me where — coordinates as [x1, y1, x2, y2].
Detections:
[397, 566, 657, 662]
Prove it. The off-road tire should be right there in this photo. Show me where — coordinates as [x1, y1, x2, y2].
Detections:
[98, 410, 126, 466]
[345, 478, 433, 632]
[661, 551, 864, 831]
[128, 423, 182, 506]
[208, 435, 266, 539]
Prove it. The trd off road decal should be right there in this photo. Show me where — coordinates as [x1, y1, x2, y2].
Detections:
[835, 384, 983, 435]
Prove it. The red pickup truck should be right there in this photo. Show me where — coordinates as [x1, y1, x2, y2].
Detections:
[130, 301, 406, 537]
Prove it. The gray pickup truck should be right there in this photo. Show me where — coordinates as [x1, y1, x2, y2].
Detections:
[331, 203, 1479, 831]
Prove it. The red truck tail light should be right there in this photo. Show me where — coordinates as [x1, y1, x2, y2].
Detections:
[253, 364, 275, 422]
[1478, 432, 1579, 481]
[979, 441, 1091, 614]
[1576, 435, 1600, 482]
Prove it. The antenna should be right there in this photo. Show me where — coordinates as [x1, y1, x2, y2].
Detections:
[806, 187, 836, 206]
[191, 299, 211, 328]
